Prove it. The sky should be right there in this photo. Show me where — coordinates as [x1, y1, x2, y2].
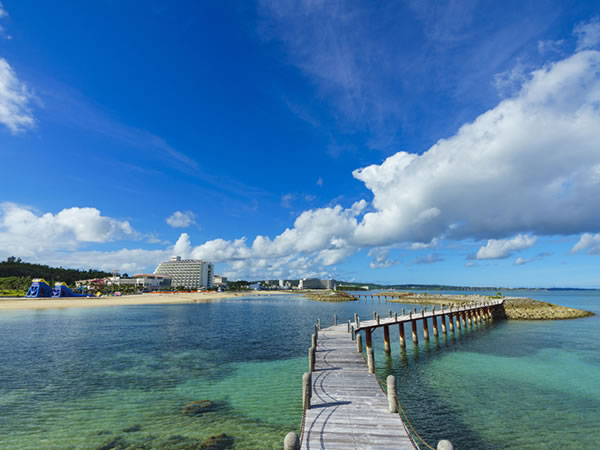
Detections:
[1, 1, 600, 288]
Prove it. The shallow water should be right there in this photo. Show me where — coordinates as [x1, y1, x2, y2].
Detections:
[0, 290, 598, 449]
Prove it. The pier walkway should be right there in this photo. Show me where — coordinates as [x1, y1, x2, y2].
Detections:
[297, 300, 505, 449]
[301, 324, 414, 449]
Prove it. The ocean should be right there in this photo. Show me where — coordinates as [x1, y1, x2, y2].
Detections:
[0, 290, 597, 449]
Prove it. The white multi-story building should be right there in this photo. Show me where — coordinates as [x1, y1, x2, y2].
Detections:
[299, 278, 337, 290]
[154, 256, 214, 289]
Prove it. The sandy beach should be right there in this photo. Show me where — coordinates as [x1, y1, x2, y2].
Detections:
[0, 290, 293, 311]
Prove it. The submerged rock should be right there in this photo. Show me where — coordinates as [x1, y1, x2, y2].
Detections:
[122, 424, 142, 433]
[96, 436, 129, 450]
[182, 400, 215, 416]
[161, 433, 234, 450]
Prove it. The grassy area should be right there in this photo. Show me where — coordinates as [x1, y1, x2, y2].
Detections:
[0, 289, 26, 297]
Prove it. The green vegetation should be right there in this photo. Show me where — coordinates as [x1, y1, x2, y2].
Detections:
[0, 257, 112, 286]
[304, 290, 355, 302]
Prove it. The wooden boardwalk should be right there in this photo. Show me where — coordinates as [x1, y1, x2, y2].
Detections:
[301, 324, 414, 450]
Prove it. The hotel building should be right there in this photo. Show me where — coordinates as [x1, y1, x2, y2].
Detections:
[154, 256, 214, 289]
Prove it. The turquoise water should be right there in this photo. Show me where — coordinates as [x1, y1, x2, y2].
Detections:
[0, 291, 598, 449]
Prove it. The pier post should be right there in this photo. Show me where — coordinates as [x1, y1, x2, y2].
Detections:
[402, 308, 405, 315]
[284, 432, 300, 450]
[411, 315, 418, 344]
[432, 308, 439, 337]
[354, 312, 358, 326]
[448, 312, 454, 332]
[317, 318, 321, 330]
[347, 320, 351, 333]
[367, 348, 375, 374]
[383, 325, 391, 354]
[437, 440, 454, 450]
[441, 314, 447, 334]
[460, 311, 466, 329]
[365, 328, 373, 352]
[309, 346, 315, 372]
[467, 310, 472, 327]
[456, 311, 462, 331]
[377, 315, 380, 325]
[389, 310, 392, 318]
[302, 372, 311, 410]
[387, 375, 398, 413]
[356, 333, 363, 353]
[351, 326, 355, 340]
[356, 315, 360, 328]
[312, 333, 317, 348]
[373, 311, 377, 320]
[422, 312, 429, 341]
[394, 312, 398, 322]
[333, 314, 337, 326]
[399, 322, 405, 348]
[488, 306, 493, 321]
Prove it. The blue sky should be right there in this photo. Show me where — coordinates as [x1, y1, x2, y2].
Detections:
[1, 1, 600, 287]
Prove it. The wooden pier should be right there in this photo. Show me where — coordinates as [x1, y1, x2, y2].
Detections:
[301, 324, 415, 449]
[289, 300, 505, 450]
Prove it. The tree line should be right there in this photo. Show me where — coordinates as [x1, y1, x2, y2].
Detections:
[0, 257, 113, 286]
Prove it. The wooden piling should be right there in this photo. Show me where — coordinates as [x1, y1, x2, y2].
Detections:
[411, 318, 418, 344]
[356, 333, 363, 353]
[383, 325, 391, 354]
[333, 314, 337, 326]
[284, 432, 300, 450]
[441, 314, 447, 334]
[302, 372, 311, 410]
[365, 328, 373, 352]
[448, 312, 454, 332]
[432, 314, 438, 337]
[399, 322, 405, 348]
[387, 375, 398, 413]
[423, 314, 429, 341]
[311, 333, 316, 348]
[309, 346, 315, 372]
[367, 348, 375, 373]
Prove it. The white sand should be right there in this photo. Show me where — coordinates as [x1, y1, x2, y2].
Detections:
[0, 290, 292, 311]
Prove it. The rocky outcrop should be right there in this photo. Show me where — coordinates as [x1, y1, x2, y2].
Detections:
[388, 293, 593, 320]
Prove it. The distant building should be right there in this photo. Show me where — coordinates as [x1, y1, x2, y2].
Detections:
[213, 275, 228, 287]
[299, 278, 337, 290]
[132, 274, 172, 290]
[154, 256, 214, 289]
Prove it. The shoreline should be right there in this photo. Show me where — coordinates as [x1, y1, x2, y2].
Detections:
[0, 290, 293, 311]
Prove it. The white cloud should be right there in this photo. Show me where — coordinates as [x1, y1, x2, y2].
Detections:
[575, 18, 600, 50]
[0, 203, 137, 260]
[165, 210, 196, 228]
[570, 233, 600, 255]
[0, 59, 35, 133]
[0, 2, 7, 19]
[475, 234, 537, 260]
[352, 50, 600, 246]
[317, 177, 324, 187]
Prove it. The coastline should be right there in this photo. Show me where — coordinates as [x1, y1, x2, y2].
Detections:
[0, 290, 293, 311]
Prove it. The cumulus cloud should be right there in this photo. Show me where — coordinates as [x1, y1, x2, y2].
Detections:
[0, 3, 7, 18]
[352, 50, 600, 246]
[166, 210, 196, 228]
[0, 203, 137, 259]
[0, 59, 35, 133]
[475, 234, 537, 260]
[575, 18, 600, 50]
[570, 233, 600, 255]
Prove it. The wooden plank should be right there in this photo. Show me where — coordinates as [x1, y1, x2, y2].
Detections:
[301, 325, 414, 450]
